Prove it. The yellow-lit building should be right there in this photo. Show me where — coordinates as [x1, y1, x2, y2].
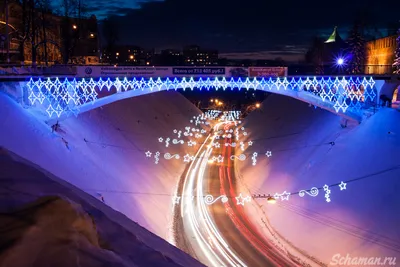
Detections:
[0, 0, 100, 65]
[365, 35, 397, 74]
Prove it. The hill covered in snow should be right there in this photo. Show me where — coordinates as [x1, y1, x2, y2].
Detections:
[0, 148, 204, 267]
[237, 94, 400, 264]
[0, 91, 205, 241]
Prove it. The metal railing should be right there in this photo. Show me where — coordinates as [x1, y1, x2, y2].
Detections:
[0, 64, 397, 77]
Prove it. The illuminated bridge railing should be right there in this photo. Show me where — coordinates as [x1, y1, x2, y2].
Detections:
[26, 76, 377, 119]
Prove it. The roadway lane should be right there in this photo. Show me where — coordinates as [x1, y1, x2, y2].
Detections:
[175, 121, 296, 266]
[206, 123, 294, 267]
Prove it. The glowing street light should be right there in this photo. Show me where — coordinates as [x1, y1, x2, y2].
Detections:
[255, 103, 261, 108]
[267, 195, 276, 204]
[72, 24, 77, 30]
[337, 58, 344, 65]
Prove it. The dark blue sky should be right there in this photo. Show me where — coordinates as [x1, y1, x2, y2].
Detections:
[90, 0, 399, 61]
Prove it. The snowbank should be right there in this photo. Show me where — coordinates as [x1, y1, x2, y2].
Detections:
[0, 91, 204, 240]
[0, 148, 204, 267]
[238, 94, 400, 263]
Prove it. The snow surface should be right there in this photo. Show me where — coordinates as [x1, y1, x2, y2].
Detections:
[238, 94, 400, 264]
[0, 91, 203, 240]
[0, 148, 204, 267]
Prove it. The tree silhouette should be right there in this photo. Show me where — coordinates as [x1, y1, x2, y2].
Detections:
[58, 0, 88, 64]
[102, 16, 119, 55]
[346, 23, 366, 74]
[393, 28, 400, 74]
[305, 36, 325, 74]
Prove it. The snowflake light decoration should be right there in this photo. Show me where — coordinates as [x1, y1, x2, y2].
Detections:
[27, 76, 376, 119]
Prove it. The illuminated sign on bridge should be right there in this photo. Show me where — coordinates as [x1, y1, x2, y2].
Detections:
[75, 66, 288, 78]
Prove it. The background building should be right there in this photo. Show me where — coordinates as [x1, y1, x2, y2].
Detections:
[365, 35, 397, 74]
[155, 49, 183, 66]
[0, 0, 100, 65]
[183, 45, 218, 65]
[69, 15, 101, 65]
[102, 45, 154, 65]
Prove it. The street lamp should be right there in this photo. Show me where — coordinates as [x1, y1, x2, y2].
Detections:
[255, 103, 261, 108]
[72, 24, 78, 30]
[337, 58, 344, 65]
[267, 195, 276, 204]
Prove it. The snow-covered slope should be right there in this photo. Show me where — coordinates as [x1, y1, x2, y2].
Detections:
[0, 91, 204, 240]
[238, 94, 400, 263]
[0, 148, 204, 267]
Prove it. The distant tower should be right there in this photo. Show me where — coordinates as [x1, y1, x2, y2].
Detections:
[325, 26, 344, 44]
[323, 26, 347, 63]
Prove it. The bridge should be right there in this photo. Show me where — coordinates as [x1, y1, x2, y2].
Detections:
[21, 75, 380, 123]
[1, 64, 399, 123]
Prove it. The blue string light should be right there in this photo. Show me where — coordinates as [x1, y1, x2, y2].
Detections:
[26, 76, 377, 118]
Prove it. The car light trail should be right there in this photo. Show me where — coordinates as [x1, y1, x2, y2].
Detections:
[179, 122, 247, 267]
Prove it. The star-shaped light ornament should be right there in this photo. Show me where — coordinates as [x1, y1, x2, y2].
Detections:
[183, 154, 191, 162]
[280, 191, 291, 201]
[145, 151, 152, 157]
[339, 181, 347, 191]
[236, 193, 251, 206]
[158, 137, 163, 143]
[265, 151, 272, 157]
[248, 141, 253, 146]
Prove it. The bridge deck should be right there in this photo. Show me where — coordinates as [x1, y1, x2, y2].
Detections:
[3, 76, 379, 123]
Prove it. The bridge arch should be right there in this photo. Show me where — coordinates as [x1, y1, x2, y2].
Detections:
[25, 76, 377, 123]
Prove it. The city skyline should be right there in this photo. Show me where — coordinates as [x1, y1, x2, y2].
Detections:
[92, 0, 398, 61]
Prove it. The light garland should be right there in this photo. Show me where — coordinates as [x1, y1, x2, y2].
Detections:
[26, 76, 377, 118]
[204, 195, 229, 205]
[230, 154, 247, 161]
[171, 193, 252, 206]
[251, 152, 258, 166]
[253, 181, 348, 203]
[164, 153, 180, 160]
[154, 151, 160, 164]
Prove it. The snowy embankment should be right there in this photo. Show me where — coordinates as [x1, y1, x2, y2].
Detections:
[237, 94, 400, 264]
[0, 148, 205, 267]
[0, 91, 203, 240]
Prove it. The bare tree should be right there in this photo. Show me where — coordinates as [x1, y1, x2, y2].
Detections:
[305, 36, 325, 75]
[18, 0, 30, 63]
[36, 0, 52, 65]
[102, 15, 119, 54]
[58, 0, 87, 64]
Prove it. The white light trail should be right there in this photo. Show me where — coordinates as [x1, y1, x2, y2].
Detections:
[180, 122, 247, 267]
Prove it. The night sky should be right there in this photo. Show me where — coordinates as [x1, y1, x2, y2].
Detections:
[88, 0, 398, 61]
